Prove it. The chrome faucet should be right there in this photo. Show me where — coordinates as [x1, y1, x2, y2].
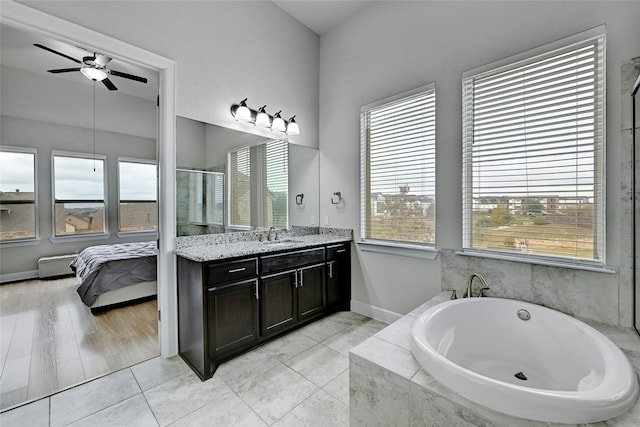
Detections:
[267, 227, 276, 241]
[464, 273, 490, 298]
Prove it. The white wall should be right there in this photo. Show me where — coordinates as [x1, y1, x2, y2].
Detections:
[176, 116, 206, 169]
[20, 0, 320, 149]
[1, 65, 156, 139]
[319, 1, 640, 323]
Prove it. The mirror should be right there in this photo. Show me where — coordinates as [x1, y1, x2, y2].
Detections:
[176, 116, 319, 236]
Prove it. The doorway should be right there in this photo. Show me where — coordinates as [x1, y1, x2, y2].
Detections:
[0, 1, 177, 410]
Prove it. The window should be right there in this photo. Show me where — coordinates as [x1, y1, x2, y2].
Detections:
[229, 146, 251, 228]
[263, 140, 288, 229]
[0, 147, 37, 242]
[228, 140, 289, 229]
[360, 84, 436, 246]
[118, 159, 157, 232]
[462, 28, 605, 265]
[53, 152, 107, 237]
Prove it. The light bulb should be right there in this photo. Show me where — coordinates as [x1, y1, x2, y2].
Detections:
[234, 98, 252, 122]
[272, 111, 286, 132]
[287, 116, 300, 135]
[255, 106, 271, 127]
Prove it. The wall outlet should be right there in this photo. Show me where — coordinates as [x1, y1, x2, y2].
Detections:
[323, 216, 329, 226]
[310, 215, 315, 225]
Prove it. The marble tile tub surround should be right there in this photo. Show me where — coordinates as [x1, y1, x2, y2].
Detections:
[176, 226, 353, 262]
[440, 249, 622, 326]
[0, 310, 387, 426]
[350, 292, 640, 427]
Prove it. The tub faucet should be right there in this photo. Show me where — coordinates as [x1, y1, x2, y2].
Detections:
[464, 274, 489, 298]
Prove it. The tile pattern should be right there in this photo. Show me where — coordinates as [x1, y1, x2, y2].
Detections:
[0, 311, 385, 427]
[351, 293, 640, 427]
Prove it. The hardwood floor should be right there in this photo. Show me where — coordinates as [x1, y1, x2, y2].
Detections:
[0, 277, 159, 411]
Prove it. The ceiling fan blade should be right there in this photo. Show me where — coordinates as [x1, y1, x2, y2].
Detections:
[102, 78, 118, 91]
[33, 43, 81, 64]
[47, 68, 82, 74]
[109, 69, 148, 83]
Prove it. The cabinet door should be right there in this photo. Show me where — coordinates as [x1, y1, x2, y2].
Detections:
[327, 247, 351, 311]
[207, 279, 259, 357]
[298, 264, 326, 322]
[260, 270, 297, 337]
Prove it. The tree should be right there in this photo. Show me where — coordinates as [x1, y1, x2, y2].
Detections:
[490, 204, 512, 225]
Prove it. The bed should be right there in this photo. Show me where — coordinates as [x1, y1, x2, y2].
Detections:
[70, 241, 157, 313]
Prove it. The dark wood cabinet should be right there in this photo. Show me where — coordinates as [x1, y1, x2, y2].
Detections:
[207, 278, 259, 357]
[260, 269, 297, 336]
[178, 241, 350, 380]
[297, 264, 326, 321]
[326, 243, 351, 311]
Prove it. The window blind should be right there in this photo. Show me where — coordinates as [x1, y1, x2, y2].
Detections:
[229, 146, 251, 227]
[462, 33, 605, 263]
[262, 140, 288, 229]
[360, 84, 436, 245]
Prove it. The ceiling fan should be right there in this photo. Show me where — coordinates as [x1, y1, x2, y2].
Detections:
[33, 43, 148, 91]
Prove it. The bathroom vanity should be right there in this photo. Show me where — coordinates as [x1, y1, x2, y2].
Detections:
[176, 232, 351, 380]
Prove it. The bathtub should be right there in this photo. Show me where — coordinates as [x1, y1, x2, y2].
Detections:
[411, 297, 639, 424]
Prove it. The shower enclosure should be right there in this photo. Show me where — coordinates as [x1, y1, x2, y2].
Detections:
[176, 169, 225, 236]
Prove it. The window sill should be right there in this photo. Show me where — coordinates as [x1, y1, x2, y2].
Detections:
[357, 240, 438, 260]
[117, 230, 158, 239]
[0, 238, 41, 248]
[456, 249, 616, 274]
[50, 233, 111, 244]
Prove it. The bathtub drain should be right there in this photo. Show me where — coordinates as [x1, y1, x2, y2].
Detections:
[514, 372, 528, 381]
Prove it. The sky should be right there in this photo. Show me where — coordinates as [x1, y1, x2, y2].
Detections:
[0, 152, 156, 200]
[0, 151, 35, 193]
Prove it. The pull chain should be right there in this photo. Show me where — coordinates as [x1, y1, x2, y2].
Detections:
[93, 82, 96, 172]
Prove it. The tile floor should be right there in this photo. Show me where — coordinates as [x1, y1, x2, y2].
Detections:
[0, 311, 387, 427]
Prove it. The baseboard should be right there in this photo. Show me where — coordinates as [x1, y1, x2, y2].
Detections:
[350, 300, 403, 324]
[0, 270, 39, 284]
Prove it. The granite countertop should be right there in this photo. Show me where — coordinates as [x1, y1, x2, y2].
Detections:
[176, 232, 352, 262]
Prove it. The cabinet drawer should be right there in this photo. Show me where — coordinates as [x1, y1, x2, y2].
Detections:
[260, 247, 325, 274]
[207, 258, 257, 286]
[326, 243, 349, 261]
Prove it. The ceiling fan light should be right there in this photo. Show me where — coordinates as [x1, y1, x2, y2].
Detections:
[286, 116, 300, 135]
[255, 106, 271, 127]
[271, 111, 286, 132]
[80, 66, 108, 82]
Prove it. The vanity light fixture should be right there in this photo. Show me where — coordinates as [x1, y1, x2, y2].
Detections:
[287, 116, 300, 135]
[271, 111, 286, 132]
[255, 105, 271, 127]
[232, 98, 253, 123]
[230, 99, 301, 135]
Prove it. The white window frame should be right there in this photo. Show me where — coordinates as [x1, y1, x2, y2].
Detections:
[0, 146, 39, 246]
[117, 157, 158, 237]
[51, 150, 109, 242]
[461, 26, 610, 271]
[227, 145, 253, 231]
[358, 83, 438, 259]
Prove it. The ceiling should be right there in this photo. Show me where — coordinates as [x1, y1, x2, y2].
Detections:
[0, 24, 159, 101]
[273, 0, 373, 35]
[0, 2, 371, 101]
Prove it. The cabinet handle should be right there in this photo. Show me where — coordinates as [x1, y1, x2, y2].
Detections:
[228, 267, 246, 273]
[299, 270, 304, 287]
[328, 262, 333, 279]
[336, 249, 346, 253]
[255, 281, 259, 300]
[294, 271, 298, 288]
